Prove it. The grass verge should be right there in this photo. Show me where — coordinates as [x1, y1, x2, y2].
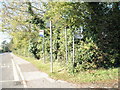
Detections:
[16, 54, 118, 85]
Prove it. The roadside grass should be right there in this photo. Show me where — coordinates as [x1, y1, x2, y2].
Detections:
[17, 54, 118, 84]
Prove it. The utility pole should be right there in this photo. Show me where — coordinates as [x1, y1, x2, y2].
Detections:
[50, 21, 53, 73]
[65, 27, 68, 64]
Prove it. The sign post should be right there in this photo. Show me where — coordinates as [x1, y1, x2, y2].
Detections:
[65, 27, 68, 64]
[50, 21, 53, 73]
[39, 30, 44, 37]
[39, 30, 45, 63]
[46, 21, 53, 73]
[72, 26, 83, 73]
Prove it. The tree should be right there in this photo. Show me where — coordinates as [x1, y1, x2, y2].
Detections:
[86, 2, 120, 68]
[1, 1, 119, 72]
[1, 40, 11, 52]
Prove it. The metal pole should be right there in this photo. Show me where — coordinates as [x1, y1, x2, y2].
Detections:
[3, 44, 5, 52]
[72, 32, 75, 72]
[28, 23, 31, 57]
[28, 40, 30, 57]
[50, 21, 53, 72]
[43, 36, 45, 63]
[24, 48, 26, 56]
[65, 27, 68, 64]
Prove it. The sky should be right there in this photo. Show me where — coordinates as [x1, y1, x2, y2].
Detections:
[0, 32, 11, 45]
[0, 1, 11, 46]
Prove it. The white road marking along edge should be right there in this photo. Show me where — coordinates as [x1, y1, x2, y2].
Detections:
[11, 59, 19, 81]
[16, 63, 27, 88]
[10, 53, 27, 88]
[1, 65, 10, 68]
[0, 80, 15, 83]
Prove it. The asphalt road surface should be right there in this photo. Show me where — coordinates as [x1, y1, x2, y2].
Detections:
[0, 53, 78, 88]
[0, 53, 24, 88]
[1, 53, 117, 89]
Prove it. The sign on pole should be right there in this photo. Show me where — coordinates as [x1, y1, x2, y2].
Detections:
[39, 30, 45, 63]
[39, 30, 44, 37]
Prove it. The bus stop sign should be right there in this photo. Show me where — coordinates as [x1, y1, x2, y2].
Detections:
[39, 30, 44, 37]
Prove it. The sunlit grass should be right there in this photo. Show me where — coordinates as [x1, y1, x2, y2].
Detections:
[17, 54, 118, 84]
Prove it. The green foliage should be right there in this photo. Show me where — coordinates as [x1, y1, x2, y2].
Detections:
[2, 1, 120, 73]
[17, 54, 118, 84]
[75, 39, 101, 70]
[86, 2, 120, 68]
[0, 40, 11, 52]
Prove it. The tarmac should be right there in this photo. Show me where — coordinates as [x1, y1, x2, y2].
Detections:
[10, 53, 78, 88]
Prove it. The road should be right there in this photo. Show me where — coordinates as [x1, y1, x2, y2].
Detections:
[0, 53, 78, 88]
[0, 53, 119, 89]
[0, 53, 24, 88]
